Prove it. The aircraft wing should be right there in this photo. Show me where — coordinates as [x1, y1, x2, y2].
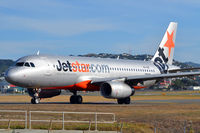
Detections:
[169, 67, 200, 73]
[91, 71, 200, 84]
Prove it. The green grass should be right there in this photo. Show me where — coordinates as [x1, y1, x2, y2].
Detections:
[0, 121, 154, 133]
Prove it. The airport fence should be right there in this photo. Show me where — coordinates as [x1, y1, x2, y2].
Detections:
[2, 110, 199, 132]
[0, 110, 27, 129]
[0, 110, 115, 131]
[29, 111, 116, 130]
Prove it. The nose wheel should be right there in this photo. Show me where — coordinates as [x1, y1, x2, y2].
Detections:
[31, 98, 40, 104]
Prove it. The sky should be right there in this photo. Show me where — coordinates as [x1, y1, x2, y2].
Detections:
[0, 0, 200, 63]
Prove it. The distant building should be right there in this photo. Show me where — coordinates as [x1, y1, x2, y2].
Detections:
[0, 78, 25, 94]
[158, 80, 171, 89]
[0, 77, 10, 93]
[188, 86, 200, 91]
[0, 76, 4, 81]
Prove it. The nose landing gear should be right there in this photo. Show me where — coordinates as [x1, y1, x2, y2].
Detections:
[29, 88, 41, 104]
[31, 97, 40, 104]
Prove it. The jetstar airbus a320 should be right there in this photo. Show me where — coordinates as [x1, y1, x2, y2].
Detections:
[5, 22, 200, 104]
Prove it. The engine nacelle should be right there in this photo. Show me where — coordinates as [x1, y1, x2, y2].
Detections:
[27, 88, 61, 98]
[100, 81, 134, 99]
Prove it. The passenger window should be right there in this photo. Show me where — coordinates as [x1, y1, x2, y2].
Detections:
[16, 62, 24, 67]
[30, 62, 35, 67]
[24, 62, 30, 67]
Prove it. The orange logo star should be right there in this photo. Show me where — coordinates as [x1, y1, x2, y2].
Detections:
[164, 31, 175, 57]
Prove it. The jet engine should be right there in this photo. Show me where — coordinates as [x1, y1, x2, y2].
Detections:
[27, 88, 61, 98]
[100, 81, 134, 99]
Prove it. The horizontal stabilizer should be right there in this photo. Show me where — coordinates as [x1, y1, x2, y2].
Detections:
[169, 67, 200, 73]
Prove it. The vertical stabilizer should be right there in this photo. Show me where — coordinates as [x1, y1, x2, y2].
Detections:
[151, 22, 178, 65]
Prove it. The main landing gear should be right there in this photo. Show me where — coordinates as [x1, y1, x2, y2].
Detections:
[70, 91, 83, 104]
[117, 97, 131, 104]
[30, 88, 41, 104]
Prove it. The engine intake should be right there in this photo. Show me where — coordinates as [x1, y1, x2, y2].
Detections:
[100, 81, 134, 99]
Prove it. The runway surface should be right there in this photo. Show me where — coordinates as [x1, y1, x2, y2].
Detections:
[134, 99, 200, 104]
[0, 99, 199, 105]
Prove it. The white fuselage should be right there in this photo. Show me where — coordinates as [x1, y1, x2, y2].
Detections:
[5, 55, 161, 90]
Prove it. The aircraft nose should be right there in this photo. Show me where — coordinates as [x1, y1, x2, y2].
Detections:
[5, 69, 18, 84]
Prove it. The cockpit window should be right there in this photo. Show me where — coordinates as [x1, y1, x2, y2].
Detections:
[24, 62, 30, 67]
[16, 62, 24, 67]
[30, 62, 35, 67]
[15, 62, 35, 67]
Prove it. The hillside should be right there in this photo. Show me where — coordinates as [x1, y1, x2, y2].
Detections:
[0, 60, 14, 74]
[80, 53, 198, 68]
[184, 62, 200, 67]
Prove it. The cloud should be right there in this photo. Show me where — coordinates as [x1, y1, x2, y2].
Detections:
[0, 1, 118, 36]
[0, 40, 102, 59]
[0, 41, 50, 55]
[166, 0, 200, 5]
[0, 0, 199, 64]
[0, 0, 72, 13]
[0, 14, 116, 36]
[175, 47, 200, 63]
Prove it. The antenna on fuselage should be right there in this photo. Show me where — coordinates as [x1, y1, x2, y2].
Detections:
[36, 51, 40, 55]
[117, 56, 120, 60]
